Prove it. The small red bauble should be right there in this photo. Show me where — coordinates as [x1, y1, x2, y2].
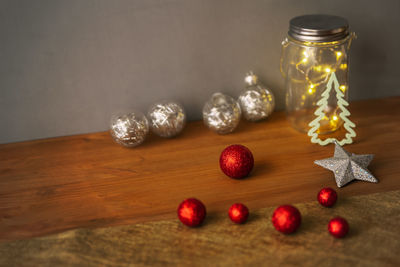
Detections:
[328, 217, 349, 238]
[228, 203, 249, 224]
[317, 187, 337, 207]
[219, 144, 254, 179]
[177, 198, 206, 227]
[271, 205, 302, 234]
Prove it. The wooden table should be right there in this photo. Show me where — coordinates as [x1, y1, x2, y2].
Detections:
[0, 97, 399, 266]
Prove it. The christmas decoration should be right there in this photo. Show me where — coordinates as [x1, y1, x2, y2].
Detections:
[238, 72, 275, 122]
[228, 203, 249, 224]
[282, 14, 356, 134]
[203, 93, 241, 134]
[147, 101, 186, 138]
[328, 217, 349, 238]
[219, 144, 254, 179]
[109, 111, 149, 147]
[271, 205, 302, 234]
[308, 72, 356, 146]
[177, 198, 206, 227]
[314, 141, 378, 187]
[317, 187, 337, 207]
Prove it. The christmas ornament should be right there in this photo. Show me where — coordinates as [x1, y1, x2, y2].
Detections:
[328, 217, 349, 238]
[308, 72, 356, 146]
[177, 198, 206, 227]
[272, 205, 302, 234]
[219, 144, 254, 179]
[147, 101, 186, 138]
[228, 203, 249, 224]
[109, 111, 149, 147]
[238, 72, 275, 122]
[317, 187, 337, 207]
[203, 92, 241, 134]
[314, 141, 378, 187]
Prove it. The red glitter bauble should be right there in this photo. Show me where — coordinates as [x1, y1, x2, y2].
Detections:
[328, 217, 349, 238]
[228, 203, 249, 224]
[177, 198, 206, 227]
[219, 144, 254, 179]
[271, 205, 302, 234]
[317, 187, 337, 207]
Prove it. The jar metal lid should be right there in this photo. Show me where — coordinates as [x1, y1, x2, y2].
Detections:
[289, 14, 349, 42]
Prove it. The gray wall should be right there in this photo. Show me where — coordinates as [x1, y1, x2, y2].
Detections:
[1, 0, 399, 144]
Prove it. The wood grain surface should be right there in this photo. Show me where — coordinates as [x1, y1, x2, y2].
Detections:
[1, 190, 399, 266]
[0, 97, 400, 241]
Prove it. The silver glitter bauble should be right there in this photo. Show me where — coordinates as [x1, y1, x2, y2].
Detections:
[202, 92, 241, 134]
[110, 111, 149, 147]
[148, 101, 186, 138]
[238, 72, 275, 122]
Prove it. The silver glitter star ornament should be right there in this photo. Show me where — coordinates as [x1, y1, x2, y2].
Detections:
[314, 141, 378, 188]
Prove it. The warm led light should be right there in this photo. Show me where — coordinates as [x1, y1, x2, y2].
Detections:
[336, 51, 342, 58]
[325, 68, 331, 73]
[308, 84, 315, 94]
[314, 66, 322, 72]
[303, 51, 308, 57]
[340, 85, 347, 92]
[302, 58, 308, 63]
[333, 115, 338, 121]
[340, 63, 347, 69]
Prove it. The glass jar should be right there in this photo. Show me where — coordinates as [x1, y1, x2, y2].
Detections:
[281, 15, 355, 134]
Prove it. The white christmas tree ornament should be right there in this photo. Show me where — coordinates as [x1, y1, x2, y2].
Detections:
[307, 72, 356, 146]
